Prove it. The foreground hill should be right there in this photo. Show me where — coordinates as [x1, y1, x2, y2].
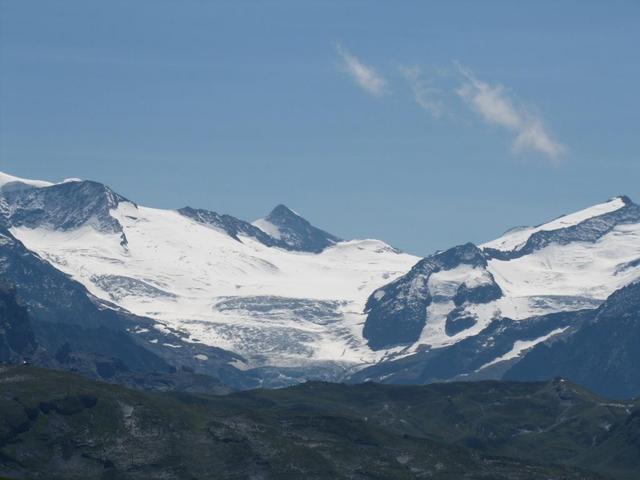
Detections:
[1, 365, 638, 479]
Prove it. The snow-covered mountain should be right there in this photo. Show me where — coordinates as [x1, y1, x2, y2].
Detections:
[357, 195, 640, 387]
[253, 204, 342, 253]
[2, 170, 640, 394]
[0, 171, 55, 192]
[504, 279, 640, 399]
[1, 172, 417, 381]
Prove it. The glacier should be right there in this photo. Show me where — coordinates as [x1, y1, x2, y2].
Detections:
[3, 171, 640, 386]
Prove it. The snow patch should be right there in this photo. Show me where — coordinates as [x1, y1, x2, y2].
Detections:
[477, 327, 569, 370]
[252, 218, 282, 239]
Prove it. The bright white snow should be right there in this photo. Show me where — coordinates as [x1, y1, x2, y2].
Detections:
[12, 201, 418, 367]
[252, 218, 283, 239]
[476, 327, 569, 371]
[488, 224, 640, 301]
[5, 171, 640, 374]
[399, 200, 640, 354]
[408, 220, 640, 352]
[0, 172, 54, 190]
[482, 197, 626, 252]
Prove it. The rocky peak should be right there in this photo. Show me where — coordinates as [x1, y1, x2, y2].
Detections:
[254, 204, 342, 253]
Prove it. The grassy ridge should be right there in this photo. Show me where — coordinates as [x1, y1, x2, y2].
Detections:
[1, 365, 637, 479]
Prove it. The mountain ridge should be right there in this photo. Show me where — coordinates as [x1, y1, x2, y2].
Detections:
[1, 364, 635, 479]
[0, 171, 418, 387]
[1, 169, 639, 396]
[253, 203, 343, 253]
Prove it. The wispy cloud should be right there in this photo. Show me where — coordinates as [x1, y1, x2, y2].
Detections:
[332, 46, 565, 164]
[455, 63, 565, 163]
[399, 65, 443, 118]
[336, 44, 387, 97]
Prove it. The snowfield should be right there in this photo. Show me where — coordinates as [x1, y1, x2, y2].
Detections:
[5, 171, 640, 378]
[381, 196, 640, 358]
[12, 201, 418, 367]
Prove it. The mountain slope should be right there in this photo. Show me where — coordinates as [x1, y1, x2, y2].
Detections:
[0, 172, 418, 384]
[356, 196, 640, 396]
[363, 243, 502, 349]
[505, 280, 640, 399]
[364, 196, 640, 352]
[0, 220, 245, 390]
[3, 169, 640, 393]
[253, 204, 342, 252]
[350, 309, 588, 385]
[0, 283, 37, 362]
[178, 205, 282, 247]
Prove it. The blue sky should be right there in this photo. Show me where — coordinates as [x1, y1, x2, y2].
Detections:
[1, 1, 639, 255]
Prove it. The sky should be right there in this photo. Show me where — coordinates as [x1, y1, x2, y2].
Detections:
[1, 1, 639, 255]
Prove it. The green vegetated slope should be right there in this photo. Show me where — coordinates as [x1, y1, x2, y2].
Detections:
[1, 365, 638, 480]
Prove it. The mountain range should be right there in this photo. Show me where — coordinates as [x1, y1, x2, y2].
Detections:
[0, 171, 639, 397]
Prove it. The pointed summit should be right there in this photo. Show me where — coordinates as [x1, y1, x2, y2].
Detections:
[266, 204, 311, 229]
[268, 204, 300, 219]
[614, 195, 634, 206]
[253, 204, 342, 253]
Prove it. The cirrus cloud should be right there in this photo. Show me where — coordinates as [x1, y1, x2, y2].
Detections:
[399, 65, 444, 119]
[333, 45, 566, 164]
[455, 63, 565, 163]
[336, 44, 387, 97]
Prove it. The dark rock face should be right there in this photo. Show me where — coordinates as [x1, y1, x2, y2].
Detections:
[359, 196, 640, 396]
[363, 243, 502, 350]
[0, 226, 106, 329]
[0, 283, 37, 362]
[353, 310, 586, 384]
[445, 307, 477, 336]
[179, 204, 342, 253]
[0, 277, 176, 390]
[505, 281, 640, 399]
[178, 206, 279, 247]
[261, 204, 342, 253]
[0, 226, 178, 381]
[363, 279, 431, 350]
[453, 281, 502, 307]
[2, 180, 132, 234]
